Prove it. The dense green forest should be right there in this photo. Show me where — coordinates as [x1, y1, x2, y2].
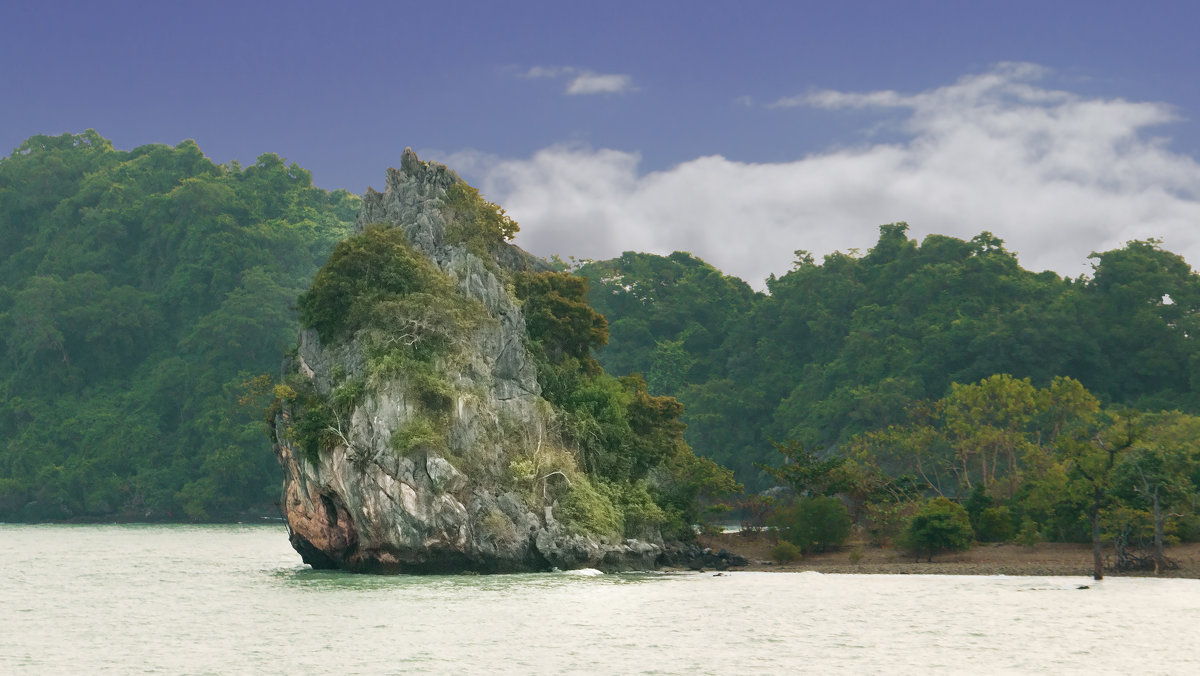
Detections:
[580, 226, 1200, 487]
[0, 131, 355, 520]
[579, 226, 1200, 569]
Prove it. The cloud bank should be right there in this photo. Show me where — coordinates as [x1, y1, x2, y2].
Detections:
[468, 63, 1200, 287]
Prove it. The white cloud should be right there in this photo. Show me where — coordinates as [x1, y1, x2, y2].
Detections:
[458, 63, 1200, 289]
[519, 65, 635, 95]
[521, 66, 572, 79]
[565, 72, 634, 95]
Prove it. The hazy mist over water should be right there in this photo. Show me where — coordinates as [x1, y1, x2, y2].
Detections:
[2, 524, 1197, 674]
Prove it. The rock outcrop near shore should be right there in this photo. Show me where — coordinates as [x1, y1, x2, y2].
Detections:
[273, 150, 668, 573]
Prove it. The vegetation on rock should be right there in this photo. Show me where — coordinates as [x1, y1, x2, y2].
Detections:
[510, 267, 739, 538]
[444, 182, 519, 262]
[298, 223, 476, 346]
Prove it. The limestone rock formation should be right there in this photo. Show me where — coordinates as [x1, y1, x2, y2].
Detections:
[273, 150, 666, 573]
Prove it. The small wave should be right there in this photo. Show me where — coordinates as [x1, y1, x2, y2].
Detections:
[562, 568, 605, 576]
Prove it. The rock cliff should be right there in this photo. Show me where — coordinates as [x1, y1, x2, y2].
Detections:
[273, 150, 669, 573]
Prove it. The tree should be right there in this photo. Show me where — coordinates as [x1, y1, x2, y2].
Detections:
[942, 374, 1037, 497]
[646, 339, 694, 394]
[515, 270, 609, 367]
[1085, 240, 1200, 406]
[770, 496, 852, 553]
[1057, 410, 1139, 580]
[760, 439, 847, 497]
[1110, 411, 1200, 572]
[901, 497, 975, 562]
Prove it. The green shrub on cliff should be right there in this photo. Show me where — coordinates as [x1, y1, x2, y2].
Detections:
[515, 268, 740, 539]
[556, 476, 622, 539]
[444, 182, 519, 260]
[298, 223, 479, 348]
[282, 377, 339, 465]
[391, 414, 447, 456]
[515, 270, 608, 370]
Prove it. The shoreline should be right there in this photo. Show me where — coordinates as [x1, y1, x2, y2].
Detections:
[696, 532, 1200, 578]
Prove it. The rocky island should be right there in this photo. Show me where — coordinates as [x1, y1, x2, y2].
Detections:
[272, 150, 730, 573]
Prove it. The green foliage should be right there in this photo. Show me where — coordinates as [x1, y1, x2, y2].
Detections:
[443, 182, 519, 260]
[975, 506, 1015, 542]
[391, 414, 447, 456]
[330, 379, 366, 415]
[511, 261, 739, 540]
[585, 224, 1200, 496]
[288, 220, 491, 466]
[576, 252, 761, 482]
[478, 509, 518, 545]
[963, 483, 994, 526]
[769, 496, 852, 553]
[365, 351, 455, 411]
[862, 499, 922, 547]
[298, 223, 466, 345]
[0, 131, 355, 520]
[761, 439, 847, 497]
[515, 270, 608, 368]
[577, 251, 758, 389]
[284, 378, 338, 465]
[556, 477, 622, 539]
[848, 375, 1101, 499]
[901, 497, 975, 561]
[1017, 518, 1042, 546]
[963, 484, 1014, 541]
[770, 540, 803, 563]
[612, 481, 669, 539]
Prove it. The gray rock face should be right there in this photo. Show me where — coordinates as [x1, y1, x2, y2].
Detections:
[274, 149, 663, 573]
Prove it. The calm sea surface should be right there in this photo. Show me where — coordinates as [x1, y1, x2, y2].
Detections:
[2, 524, 1197, 674]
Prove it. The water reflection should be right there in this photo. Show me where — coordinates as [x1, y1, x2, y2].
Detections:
[272, 565, 686, 594]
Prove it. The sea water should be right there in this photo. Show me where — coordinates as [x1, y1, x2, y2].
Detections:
[2, 524, 1197, 674]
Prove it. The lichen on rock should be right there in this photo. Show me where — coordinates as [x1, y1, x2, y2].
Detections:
[272, 149, 720, 573]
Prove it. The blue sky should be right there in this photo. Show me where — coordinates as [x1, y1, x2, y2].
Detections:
[4, 1, 1200, 286]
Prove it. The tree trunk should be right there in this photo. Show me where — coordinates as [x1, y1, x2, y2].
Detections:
[1152, 491, 1164, 575]
[1091, 493, 1104, 581]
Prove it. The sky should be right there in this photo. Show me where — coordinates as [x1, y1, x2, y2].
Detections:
[4, 0, 1200, 288]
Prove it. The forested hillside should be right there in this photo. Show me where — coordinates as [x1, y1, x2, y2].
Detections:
[6, 127, 1198, 559]
[0, 131, 356, 520]
[581, 224, 1200, 490]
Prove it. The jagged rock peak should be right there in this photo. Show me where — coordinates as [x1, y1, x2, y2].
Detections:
[356, 148, 547, 276]
[357, 148, 459, 238]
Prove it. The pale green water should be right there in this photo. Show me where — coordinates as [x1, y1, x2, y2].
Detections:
[2, 524, 1198, 674]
